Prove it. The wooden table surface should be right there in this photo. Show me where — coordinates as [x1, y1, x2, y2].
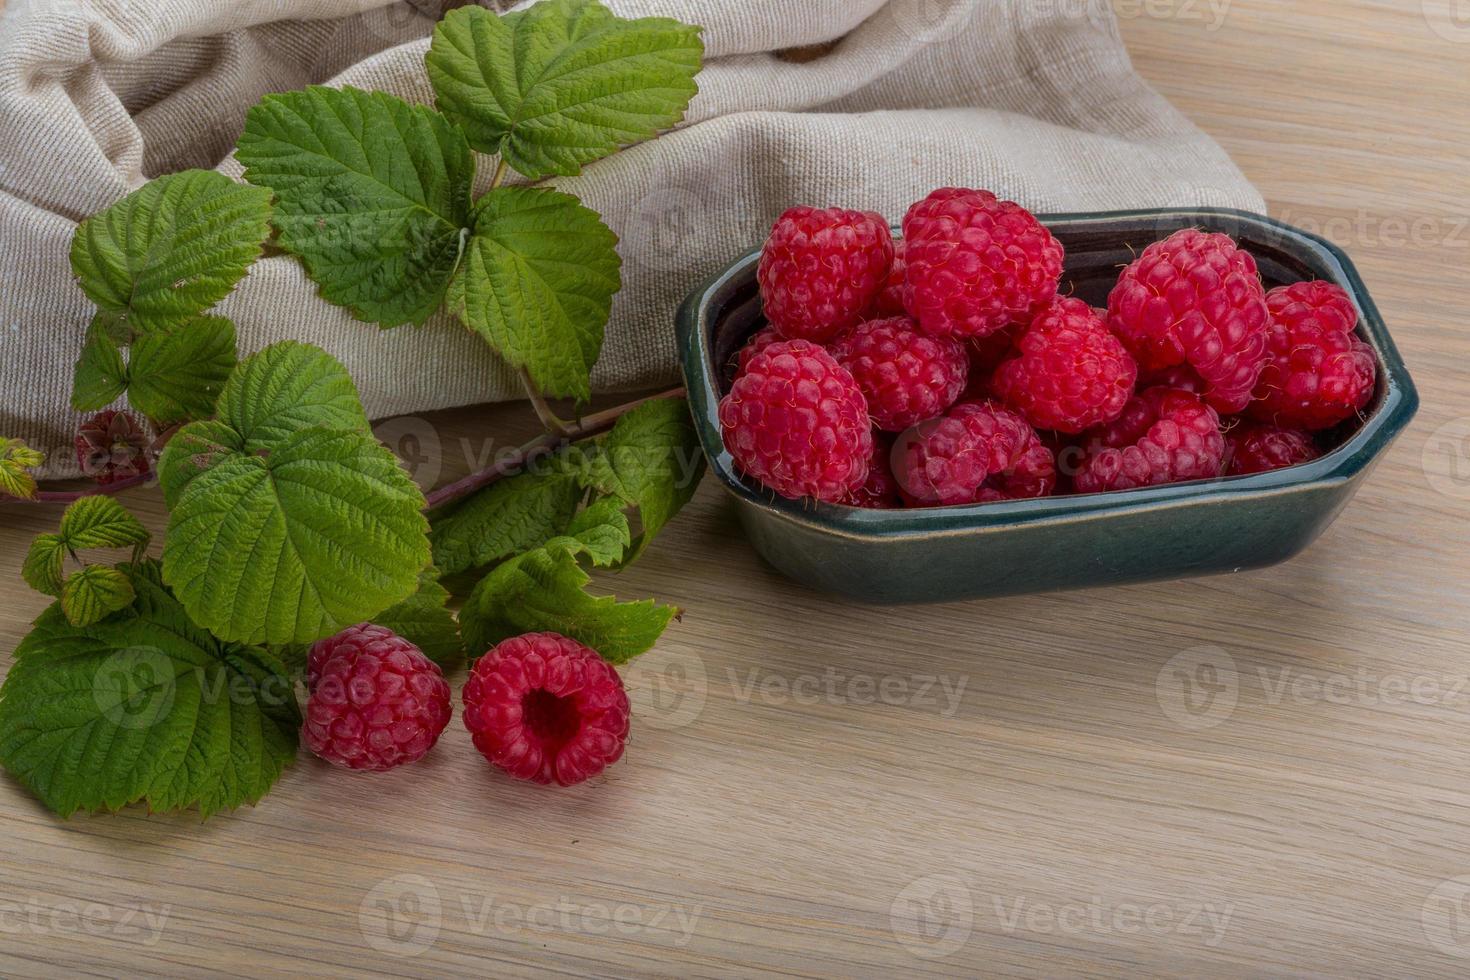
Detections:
[3, 2, 1469, 976]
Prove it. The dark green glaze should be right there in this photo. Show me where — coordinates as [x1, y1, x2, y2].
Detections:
[677, 209, 1418, 603]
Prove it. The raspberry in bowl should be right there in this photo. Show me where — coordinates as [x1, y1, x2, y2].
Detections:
[678, 205, 1417, 603]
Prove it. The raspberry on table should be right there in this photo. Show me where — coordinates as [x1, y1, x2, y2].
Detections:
[462, 632, 630, 787]
[990, 297, 1138, 434]
[1106, 228, 1269, 414]
[896, 401, 1056, 506]
[867, 239, 908, 318]
[757, 206, 894, 342]
[719, 339, 874, 502]
[303, 624, 452, 772]
[840, 434, 903, 509]
[901, 187, 1064, 340]
[1225, 420, 1321, 475]
[829, 316, 969, 432]
[1072, 385, 1226, 494]
[74, 409, 151, 485]
[1248, 280, 1377, 430]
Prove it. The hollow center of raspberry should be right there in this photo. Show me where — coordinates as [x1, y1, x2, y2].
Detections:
[522, 689, 581, 748]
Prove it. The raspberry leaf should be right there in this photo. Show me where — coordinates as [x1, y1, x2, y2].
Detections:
[449, 187, 620, 401]
[573, 397, 704, 560]
[460, 512, 674, 664]
[71, 319, 129, 411]
[374, 566, 464, 671]
[562, 497, 631, 567]
[215, 341, 369, 450]
[22, 534, 66, 598]
[0, 438, 45, 501]
[68, 170, 272, 334]
[59, 496, 150, 551]
[127, 316, 238, 424]
[0, 560, 299, 818]
[428, 467, 582, 577]
[59, 565, 136, 627]
[426, 0, 703, 179]
[158, 420, 243, 510]
[237, 86, 476, 327]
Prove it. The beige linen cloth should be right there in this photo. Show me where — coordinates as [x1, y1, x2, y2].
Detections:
[0, 0, 1263, 479]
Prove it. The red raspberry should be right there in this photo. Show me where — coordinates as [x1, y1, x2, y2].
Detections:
[74, 410, 151, 485]
[734, 325, 785, 376]
[991, 298, 1138, 434]
[462, 632, 630, 787]
[757, 206, 894, 342]
[1073, 386, 1225, 494]
[1140, 363, 1206, 395]
[1225, 420, 1320, 475]
[1248, 280, 1376, 430]
[901, 188, 1064, 340]
[719, 340, 873, 502]
[841, 435, 902, 509]
[829, 316, 968, 432]
[1107, 228, 1269, 414]
[896, 402, 1055, 506]
[303, 624, 452, 772]
[868, 240, 908, 317]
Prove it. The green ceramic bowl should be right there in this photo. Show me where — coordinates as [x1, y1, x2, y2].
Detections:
[677, 208, 1418, 603]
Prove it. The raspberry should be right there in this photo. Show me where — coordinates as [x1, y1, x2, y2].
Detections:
[901, 187, 1064, 340]
[829, 316, 968, 432]
[1225, 420, 1320, 475]
[1140, 363, 1206, 395]
[719, 340, 873, 502]
[841, 435, 902, 509]
[868, 240, 908, 317]
[1073, 386, 1225, 494]
[462, 632, 630, 787]
[757, 206, 894, 342]
[1248, 280, 1376, 430]
[74, 410, 151, 485]
[734, 325, 784, 376]
[896, 402, 1055, 506]
[991, 298, 1138, 434]
[302, 624, 452, 772]
[1106, 228, 1269, 414]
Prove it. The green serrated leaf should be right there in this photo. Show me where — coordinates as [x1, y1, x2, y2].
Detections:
[128, 316, 237, 424]
[449, 186, 620, 401]
[216, 341, 369, 450]
[429, 467, 582, 577]
[59, 495, 150, 551]
[69, 170, 272, 332]
[375, 566, 464, 670]
[562, 497, 631, 567]
[22, 534, 67, 597]
[0, 560, 299, 818]
[158, 420, 243, 510]
[71, 318, 129, 411]
[0, 439, 44, 500]
[427, 0, 703, 179]
[237, 86, 475, 327]
[460, 520, 673, 664]
[575, 397, 704, 560]
[60, 565, 136, 627]
[162, 426, 429, 646]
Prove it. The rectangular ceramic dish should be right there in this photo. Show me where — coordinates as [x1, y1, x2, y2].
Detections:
[677, 208, 1418, 604]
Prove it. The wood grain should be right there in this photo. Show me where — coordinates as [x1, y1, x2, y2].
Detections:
[2, 2, 1469, 976]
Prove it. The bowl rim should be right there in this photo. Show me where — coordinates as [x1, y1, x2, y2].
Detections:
[677, 207, 1420, 538]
